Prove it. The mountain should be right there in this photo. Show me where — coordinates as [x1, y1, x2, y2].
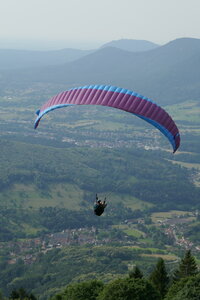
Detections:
[0, 48, 93, 70]
[0, 39, 159, 71]
[1, 38, 200, 105]
[101, 39, 159, 52]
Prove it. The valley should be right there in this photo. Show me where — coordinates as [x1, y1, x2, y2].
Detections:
[0, 37, 200, 298]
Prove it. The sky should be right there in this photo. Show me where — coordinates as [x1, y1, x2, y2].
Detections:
[0, 0, 200, 50]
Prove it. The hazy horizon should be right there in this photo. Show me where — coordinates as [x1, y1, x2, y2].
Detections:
[1, 0, 200, 50]
[0, 36, 161, 51]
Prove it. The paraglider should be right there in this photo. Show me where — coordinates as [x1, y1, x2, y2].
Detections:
[94, 194, 107, 216]
[34, 85, 181, 216]
[34, 84, 180, 153]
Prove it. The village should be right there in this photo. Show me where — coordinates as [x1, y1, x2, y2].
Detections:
[2, 210, 200, 266]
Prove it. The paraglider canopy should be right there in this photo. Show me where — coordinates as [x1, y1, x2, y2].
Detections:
[34, 85, 180, 152]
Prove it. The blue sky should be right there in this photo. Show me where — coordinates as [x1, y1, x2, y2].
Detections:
[0, 0, 200, 49]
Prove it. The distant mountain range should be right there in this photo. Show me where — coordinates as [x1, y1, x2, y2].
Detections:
[0, 48, 93, 69]
[0, 39, 159, 70]
[101, 39, 159, 52]
[0, 38, 200, 105]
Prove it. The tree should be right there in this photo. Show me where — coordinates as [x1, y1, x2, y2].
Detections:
[129, 266, 143, 279]
[0, 290, 3, 300]
[9, 287, 36, 300]
[53, 280, 104, 300]
[149, 258, 169, 298]
[165, 274, 200, 300]
[173, 250, 198, 282]
[98, 277, 160, 300]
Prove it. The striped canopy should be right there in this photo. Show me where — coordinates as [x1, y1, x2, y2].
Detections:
[34, 85, 180, 152]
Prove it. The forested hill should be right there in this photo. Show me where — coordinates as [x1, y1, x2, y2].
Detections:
[1, 138, 199, 212]
[1, 38, 200, 105]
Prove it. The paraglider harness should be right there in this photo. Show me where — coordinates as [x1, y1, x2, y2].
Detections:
[94, 194, 107, 216]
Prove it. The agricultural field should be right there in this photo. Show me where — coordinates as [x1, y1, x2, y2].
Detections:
[165, 100, 200, 125]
